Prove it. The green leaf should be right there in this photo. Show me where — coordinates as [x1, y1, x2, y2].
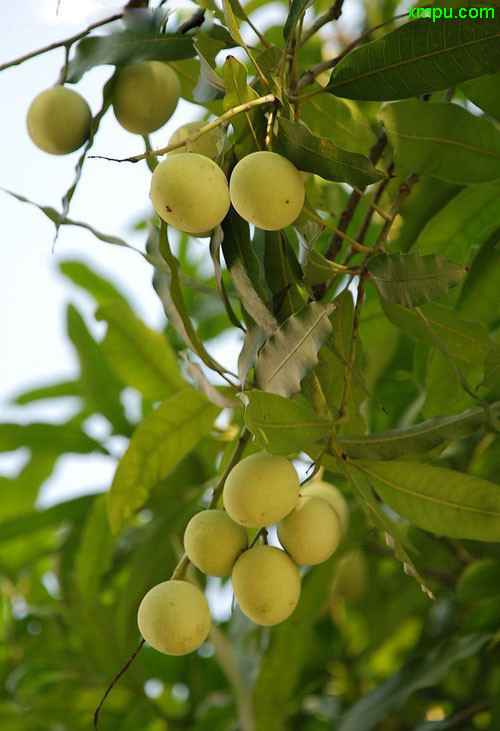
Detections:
[209, 227, 244, 331]
[96, 300, 185, 401]
[0, 423, 105, 455]
[457, 559, 500, 602]
[328, 17, 500, 101]
[66, 31, 195, 83]
[484, 342, 500, 390]
[276, 118, 386, 186]
[66, 305, 131, 434]
[367, 253, 467, 307]
[253, 560, 336, 730]
[59, 260, 130, 308]
[381, 300, 491, 365]
[254, 302, 334, 397]
[221, 0, 246, 47]
[303, 248, 346, 286]
[221, 208, 279, 333]
[461, 72, 500, 122]
[0, 495, 93, 543]
[107, 388, 219, 533]
[411, 183, 500, 261]
[339, 402, 500, 460]
[222, 56, 262, 155]
[262, 229, 304, 320]
[238, 324, 267, 384]
[337, 634, 492, 731]
[241, 390, 333, 454]
[300, 93, 375, 156]
[457, 231, 500, 323]
[74, 495, 114, 603]
[12, 380, 81, 405]
[380, 101, 500, 184]
[355, 460, 500, 541]
[283, 0, 313, 40]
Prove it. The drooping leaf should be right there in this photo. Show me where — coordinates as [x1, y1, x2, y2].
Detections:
[66, 31, 195, 83]
[237, 324, 267, 384]
[484, 342, 500, 390]
[221, 208, 279, 333]
[339, 402, 500, 460]
[367, 253, 467, 307]
[457, 559, 500, 602]
[181, 352, 239, 408]
[12, 380, 82, 405]
[107, 388, 219, 533]
[337, 633, 492, 731]
[328, 16, 500, 101]
[277, 118, 386, 186]
[66, 305, 131, 434]
[411, 183, 500, 261]
[262, 229, 304, 320]
[254, 301, 334, 397]
[355, 460, 500, 541]
[58, 260, 131, 308]
[381, 300, 491, 365]
[0, 423, 105, 455]
[380, 101, 500, 184]
[241, 390, 333, 454]
[461, 71, 500, 122]
[0, 495, 94, 543]
[96, 300, 185, 401]
[283, 0, 313, 40]
[209, 226, 244, 331]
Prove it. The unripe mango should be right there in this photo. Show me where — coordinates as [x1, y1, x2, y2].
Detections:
[277, 495, 342, 566]
[137, 580, 210, 655]
[232, 545, 301, 625]
[183, 509, 248, 577]
[229, 151, 305, 230]
[223, 452, 300, 527]
[168, 120, 223, 159]
[27, 86, 91, 155]
[150, 153, 230, 234]
[301, 480, 349, 535]
[112, 61, 180, 134]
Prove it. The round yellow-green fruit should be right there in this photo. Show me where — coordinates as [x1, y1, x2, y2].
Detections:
[112, 61, 180, 134]
[301, 480, 349, 535]
[150, 153, 230, 234]
[229, 151, 305, 230]
[26, 86, 91, 155]
[232, 545, 301, 626]
[331, 549, 369, 602]
[168, 121, 223, 159]
[277, 495, 342, 566]
[223, 452, 300, 528]
[183, 509, 248, 577]
[137, 580, 211, 655]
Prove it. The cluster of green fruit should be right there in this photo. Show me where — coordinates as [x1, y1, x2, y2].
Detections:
[26, 60, 305, 234]
[138, 452, 348, 656]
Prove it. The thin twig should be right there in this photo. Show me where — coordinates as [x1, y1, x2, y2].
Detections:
[354, 161, 394, 245]
[93, 638, 145, 729]
[302, 209, 374, 254]
[0, 13, 122, 73]
[301, 0, 345, 45]
[90, 94, 276, 163]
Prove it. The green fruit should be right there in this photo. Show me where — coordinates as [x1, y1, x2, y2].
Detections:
[150, 153, 230, 234]
[137, 580, 211, 655]
[168, 121, 223, 159]
[184, 509, 248, 577]
[223, 452, 300, 527]
[232, 545, 301, 625]
[331, 550, 369, 602]
[229, 151, 305, 230]
[277, 495, 342, 566]
[112, 61, 180, 135]
[301, 480, 349, 535]
[26, 86, 91, 155]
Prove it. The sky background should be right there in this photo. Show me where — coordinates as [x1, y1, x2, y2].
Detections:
[0, 0, 364, 508]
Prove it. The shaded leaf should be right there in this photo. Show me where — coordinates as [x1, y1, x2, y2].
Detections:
[367, 253, 466, 307]
[328, 17, 500, 101]
[12, 380, 81, 405]
[66, 31, 195, 83]
[484, 342, 500, 390]
[241, 390, 333, 454]
[255, 302, 334, 397]
[59, 260, 131, 308]
[380, 101, 500, 184]
[461, 71, 500, 122]
[277, 118, 386, 186]
[339, 402, 500, 460]
[181, 352, 239, 408]
[381, 300, 490, 365]
[0, 495, 94, 543]
[301, 93, 375, 156]
[107, 388, 219, 533]
[74, 495, 114, 603]
[0, 423, 105, 455]
[355, 460, 500, 541]
[457, 559, 500, 602]
[96, 300, 185, 401]
[237, 324, 267, 384]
